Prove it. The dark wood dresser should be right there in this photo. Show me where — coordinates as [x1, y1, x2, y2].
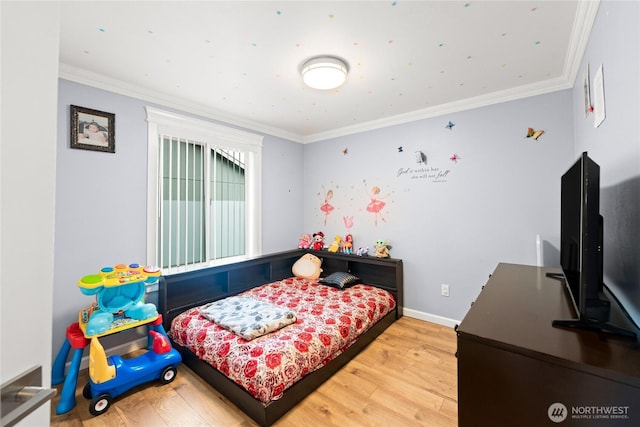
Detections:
[457, 263, 640, 426]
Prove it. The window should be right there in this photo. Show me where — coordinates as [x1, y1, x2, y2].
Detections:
[146, 107, 263, 273]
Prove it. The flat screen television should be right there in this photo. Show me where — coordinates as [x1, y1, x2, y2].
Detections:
[550, 152, 635, 337]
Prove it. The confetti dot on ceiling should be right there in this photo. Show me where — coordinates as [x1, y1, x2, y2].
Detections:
[329, 14, 334, 19]
[147, 30, 154, 34]
[98, 28, 105, 32]
[464, 3, 470, 7]
[392, 1, 397, 6]
[535, 40, 541, 45]
[467, 55, 472, 60]
[276, 10, 282, 15]
[531, 7, 537, 12]
[438, 43, 444, 47]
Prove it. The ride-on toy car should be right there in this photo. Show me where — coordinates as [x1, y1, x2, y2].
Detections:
[83, 324, 182, 416]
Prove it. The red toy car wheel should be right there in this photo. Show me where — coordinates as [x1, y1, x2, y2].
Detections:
[89, 394, 112, 416]
[159, 366, 177, 384]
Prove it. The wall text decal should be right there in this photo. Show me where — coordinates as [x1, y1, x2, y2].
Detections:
[396, 166, 451, 183]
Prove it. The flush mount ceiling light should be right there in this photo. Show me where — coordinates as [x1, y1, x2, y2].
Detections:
[301, 56, 349, 90]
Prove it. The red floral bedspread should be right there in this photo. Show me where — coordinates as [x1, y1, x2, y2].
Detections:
[170, 277, 396, 404]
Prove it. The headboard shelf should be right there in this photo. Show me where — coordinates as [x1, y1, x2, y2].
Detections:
[159, 249, 403, 329]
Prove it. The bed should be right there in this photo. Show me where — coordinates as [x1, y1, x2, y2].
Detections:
[158, 249, 403, 426]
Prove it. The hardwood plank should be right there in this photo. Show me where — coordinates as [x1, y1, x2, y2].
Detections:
[51, 318, 457, 427]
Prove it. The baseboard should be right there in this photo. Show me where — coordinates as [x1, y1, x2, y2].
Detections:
[403, 308, 462, 328]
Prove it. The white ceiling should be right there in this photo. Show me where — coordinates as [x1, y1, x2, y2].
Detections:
[58, 1, 598, 143]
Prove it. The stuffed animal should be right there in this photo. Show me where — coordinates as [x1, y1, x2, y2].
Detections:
[291, 253, 323, 279]
[356, 246, 369, 256]
[374, 239, 390, 258]
[297, 233, 312, 249]
[328, 235, 342, 252]
[342, 234, 354, 254]
[311, 231, 325, 251]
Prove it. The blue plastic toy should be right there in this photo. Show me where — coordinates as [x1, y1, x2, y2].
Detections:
[52, 263, 182, 416]
[83, 319, 182, 416]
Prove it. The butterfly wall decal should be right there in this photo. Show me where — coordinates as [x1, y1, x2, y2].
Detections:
[446, 121, 455, 130]
[526, 128, 545, 140]
[397, 146, 403, 152]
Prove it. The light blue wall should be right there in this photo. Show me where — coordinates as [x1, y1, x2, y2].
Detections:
[53, 80, 303, 358]
[571, 0, 640, 327]
[304, 90, 574, 322]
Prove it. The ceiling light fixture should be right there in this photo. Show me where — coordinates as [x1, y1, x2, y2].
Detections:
[301, 56, 348, 90]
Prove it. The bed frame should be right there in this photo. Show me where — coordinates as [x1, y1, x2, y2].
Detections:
[158, 249, 403, 426]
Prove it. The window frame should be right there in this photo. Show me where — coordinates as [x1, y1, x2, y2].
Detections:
[146, 107, 263, 273]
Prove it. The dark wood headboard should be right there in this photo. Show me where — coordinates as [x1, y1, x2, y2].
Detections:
[158, 249, 403, 331]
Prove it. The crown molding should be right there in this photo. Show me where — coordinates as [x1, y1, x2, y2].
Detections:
[58, 63, 303, 143]
[300, 76, 573, 143]
[564, 0, 600, 87]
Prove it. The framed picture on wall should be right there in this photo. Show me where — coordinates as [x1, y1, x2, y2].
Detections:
[70, 105, 115, 153]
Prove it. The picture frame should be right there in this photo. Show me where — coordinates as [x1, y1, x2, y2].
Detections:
[583, 63, 592, 117]
[70, 105, 115, 153]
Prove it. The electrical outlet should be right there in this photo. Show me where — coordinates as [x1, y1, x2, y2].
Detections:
[441, 283, 450, 297]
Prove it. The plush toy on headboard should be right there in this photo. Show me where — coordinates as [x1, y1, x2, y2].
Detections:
[291, 253, 323, 279]
[297, 234, 312, 249]
[356, 246, 369, 256]
[374, 239, 390, 258]
[311, 231, 325, 251]
[327, 235, 342, 253]
[342, 234, 354, 254]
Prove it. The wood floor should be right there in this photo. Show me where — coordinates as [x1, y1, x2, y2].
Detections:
[50, 317, 458, 426]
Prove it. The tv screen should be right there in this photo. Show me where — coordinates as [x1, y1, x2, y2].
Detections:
[554, 152, 635, 337]
[560, 151, 603, 320]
